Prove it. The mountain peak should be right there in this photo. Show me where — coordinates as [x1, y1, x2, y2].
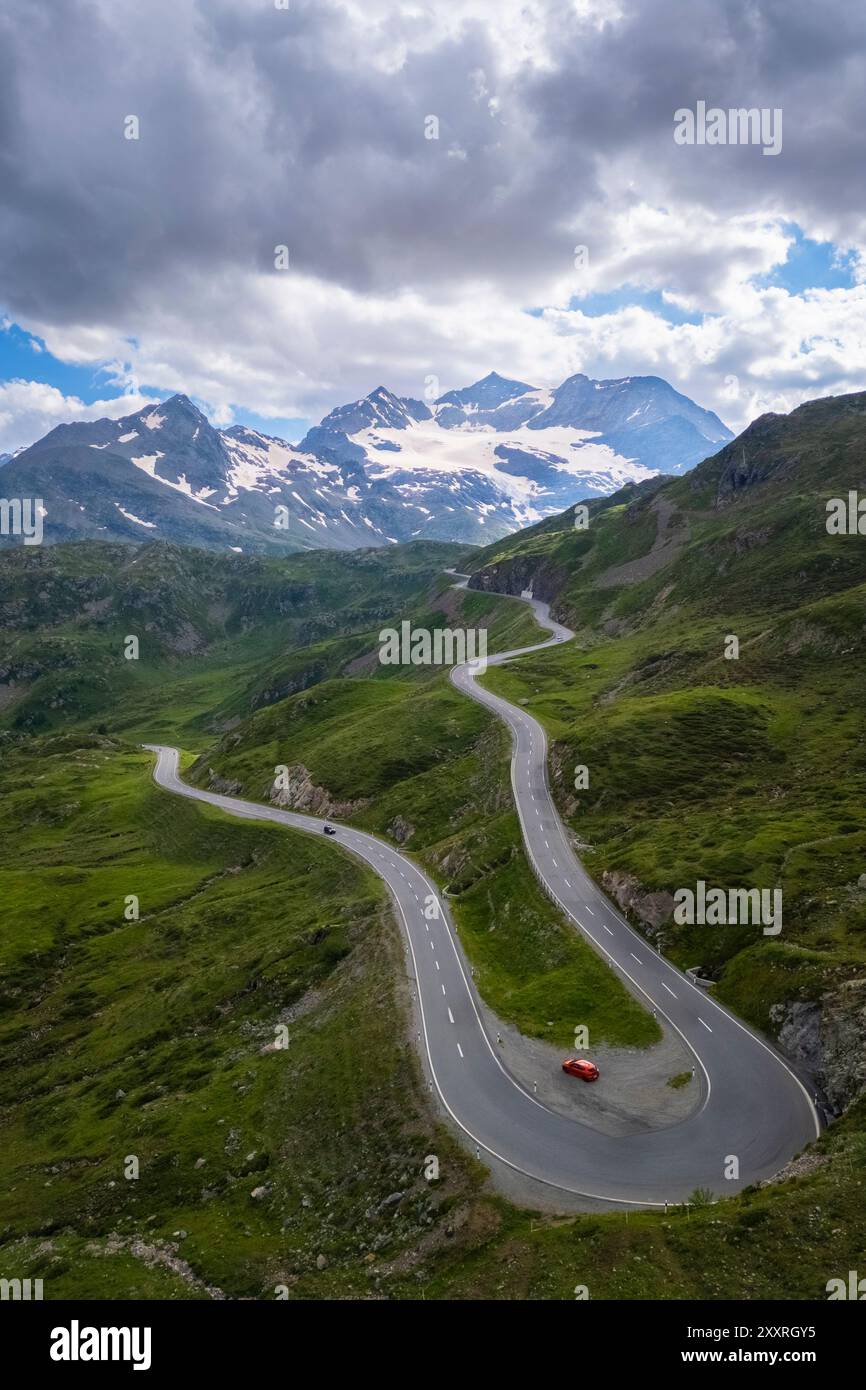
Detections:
[435, 372, 538, 413]
[528, 371, 733, 451]
[3, 366, 733, 554]
[158, 393, 210, 420]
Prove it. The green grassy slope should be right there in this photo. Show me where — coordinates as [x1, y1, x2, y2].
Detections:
[0, 538, 469, 736]
[3, 736, 864, 1302]
[188, 582, 657, 1049]
[0, 734, 486, 1298]
[466, 392, 866, 625]
[466, 391, 866, 1111]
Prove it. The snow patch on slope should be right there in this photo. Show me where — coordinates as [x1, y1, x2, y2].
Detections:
[131, 453, 221, 509]
[115, 504, 156, 529]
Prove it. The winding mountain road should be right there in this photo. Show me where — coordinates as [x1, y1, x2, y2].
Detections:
[145, 583, 820, 1206]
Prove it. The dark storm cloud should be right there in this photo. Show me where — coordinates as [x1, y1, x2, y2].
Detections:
[1, 0, 866, 429]
[0, 0, 601, 326]
[523, 0, 866, 239]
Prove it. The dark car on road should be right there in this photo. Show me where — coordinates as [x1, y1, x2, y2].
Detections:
[323, 824, 337, 836]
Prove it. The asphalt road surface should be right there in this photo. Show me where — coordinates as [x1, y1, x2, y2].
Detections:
[145, 585, 820, 1206]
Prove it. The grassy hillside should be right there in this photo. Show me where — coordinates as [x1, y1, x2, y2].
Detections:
[188, 582, 657, 1050]
[0, 538, 469, 736]
[466, 392, 866, 622]
[3, 732, 864, 1302]
[468, 392, 866, 1111]
[0, 733, 485, 1297]
[2, 537, 645, 1061]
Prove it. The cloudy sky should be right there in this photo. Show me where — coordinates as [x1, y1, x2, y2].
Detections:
[1, 0, 866, 452]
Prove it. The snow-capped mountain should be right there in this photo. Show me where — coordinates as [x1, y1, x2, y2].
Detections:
[294, 370, 730, 526]
[0, 372, 732, 551]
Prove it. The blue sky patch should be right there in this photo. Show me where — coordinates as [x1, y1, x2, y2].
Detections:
[0, 314, 308, 442]
[752, 225, 858, 294]
[566, 287, 704, 326]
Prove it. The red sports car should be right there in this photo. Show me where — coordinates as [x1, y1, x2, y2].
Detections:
[562, 1058, 600, 1082]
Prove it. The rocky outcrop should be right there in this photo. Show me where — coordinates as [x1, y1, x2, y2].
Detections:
[770, 978, 866, 1114]
[602, 869, 675, 937]
[704, 408, 797, 506]
[732, 526, 771, 555]
[252, 660, 332, 711]
[268, 762, 369, 819]
[205, 769, 243, 796]
[387, 814, 415, 844]
[468, 554, 567, 606]
[762, 1149, 829, 1187]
